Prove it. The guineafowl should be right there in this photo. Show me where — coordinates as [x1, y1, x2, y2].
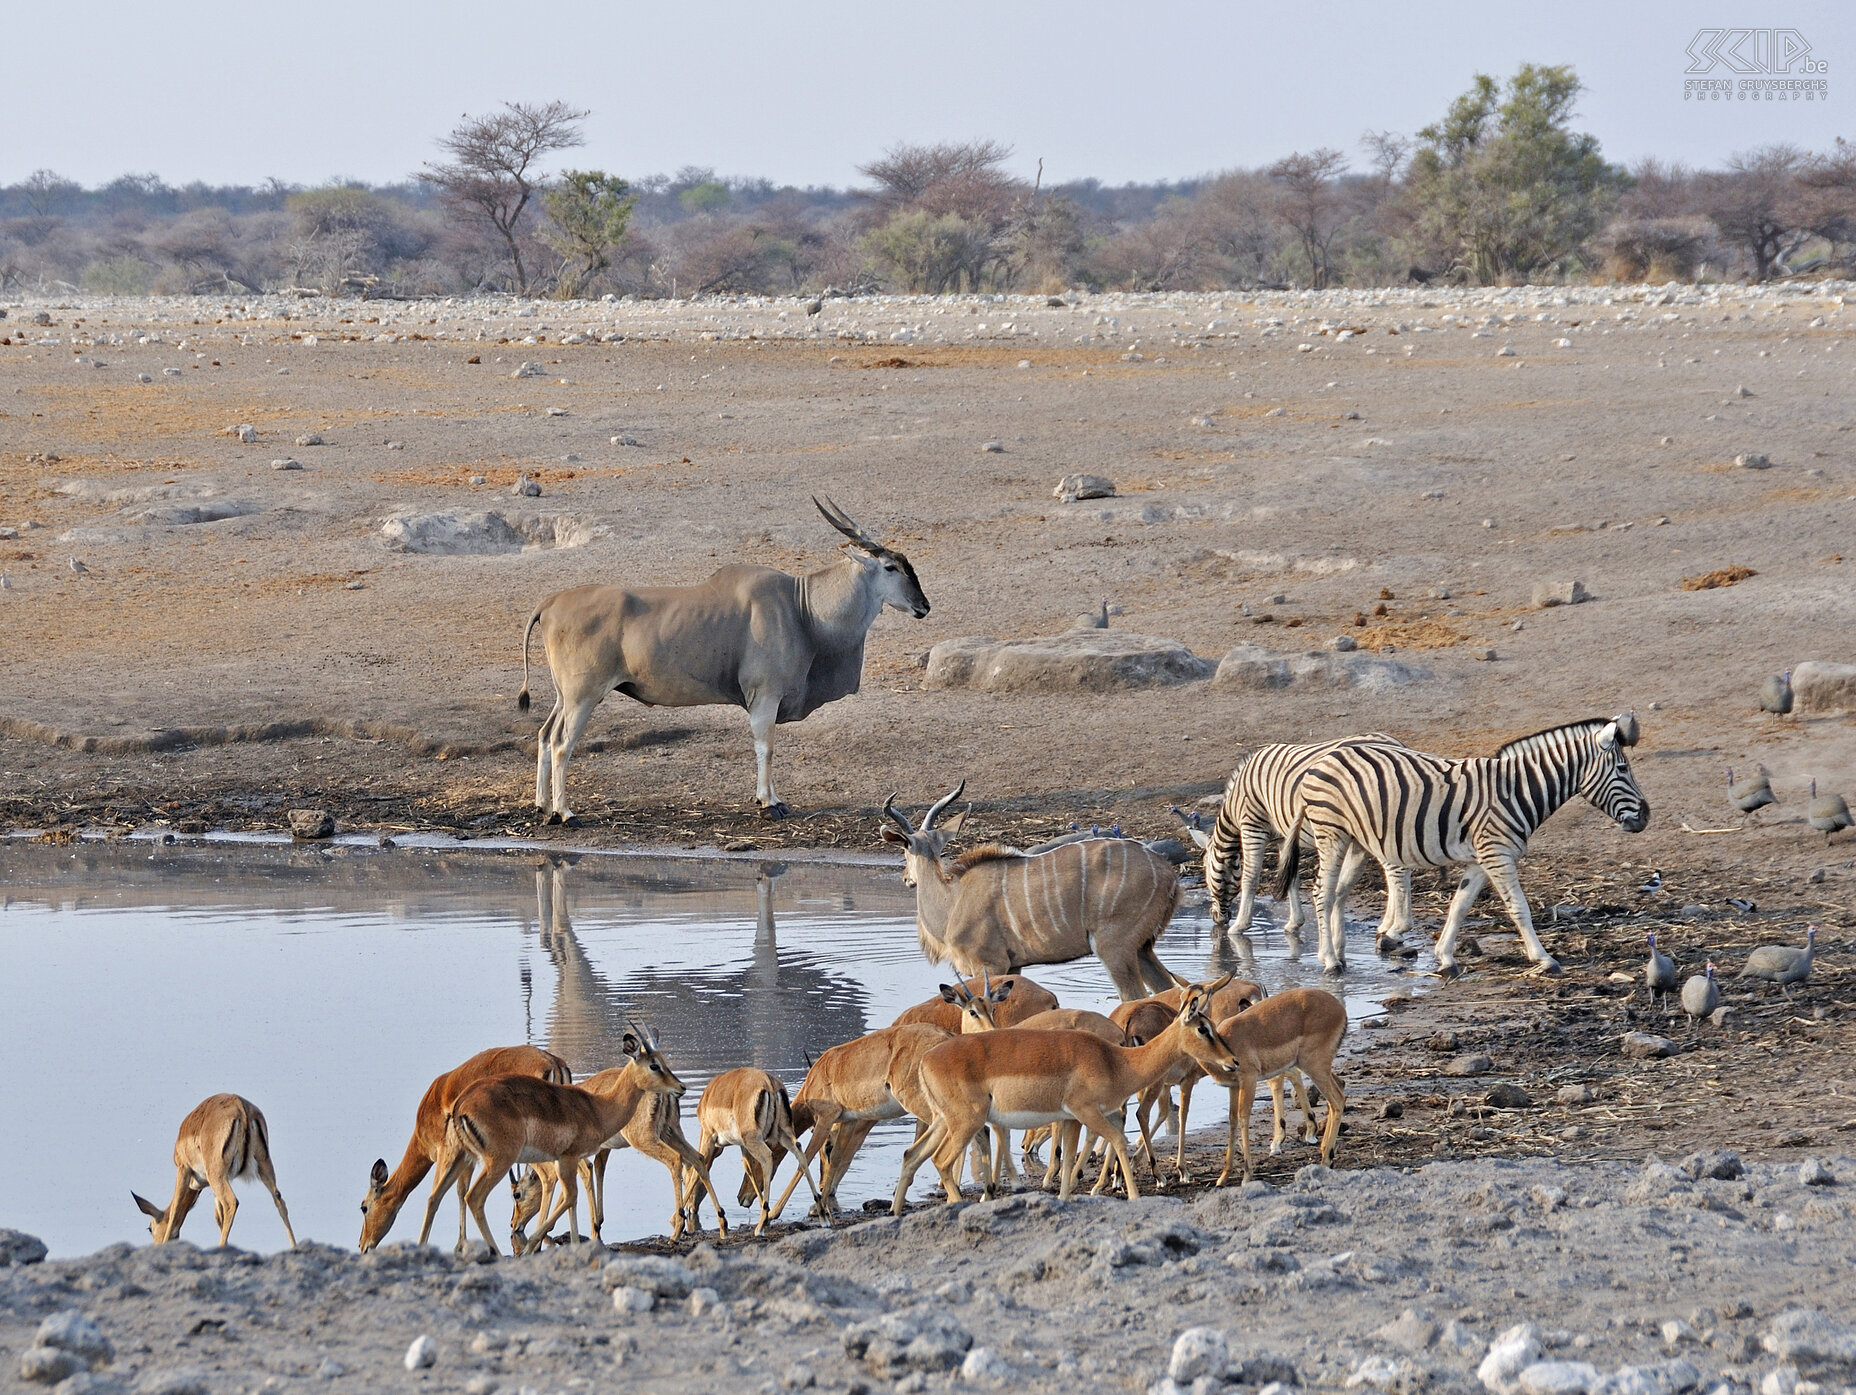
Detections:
[1760, 670, 1794, 717]
[1644, 932, 1678, 1013]
[1739, 925, 1816, 997]
[1807, 780, 1852, 843]
[1727, 767, 1775, 820]
[1681, 961, 1719, 1034]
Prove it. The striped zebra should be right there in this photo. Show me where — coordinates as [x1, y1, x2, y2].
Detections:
[1276, 716, 1648, 974]
[1193, 736, 1409, 942]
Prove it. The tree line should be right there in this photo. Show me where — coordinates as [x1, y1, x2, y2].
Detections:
[4, 68, 1852, 300]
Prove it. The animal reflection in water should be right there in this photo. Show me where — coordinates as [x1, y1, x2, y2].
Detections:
[530, 859, 869, 1083]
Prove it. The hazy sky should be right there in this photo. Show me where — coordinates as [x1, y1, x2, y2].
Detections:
[8, 0, 1849, 190]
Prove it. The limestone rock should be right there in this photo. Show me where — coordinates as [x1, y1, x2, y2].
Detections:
[1480, 1324, 1544, 1395]
[1792, 662, 1856, 717]
[287, 809, 334, 840]
[1520, 1362, 1602, 1395]
[35, 1312, 112, 1364]
[1443, 1054, 1493, 1077]
[924, 631, 1215, 694]
[1764, 1310, 1856, 1378]
[511, 473, 542, 497]
[294, 433, 324, 447]
[601, 1255, 697, 1297]
[1212, 644, 1431, 695]
[1532, 581, 1590, 609]
[379, 511, 605, 555]
[403, 1336, 437, 1371]
[0, 1229, 47, 1265]
[1735, 452, 1771, 470]
[20, 1347, 86, 1384]
[1054, 472, 1116, 501]
[513, 361, 546, 377]
[1170, 1328, 1229, 1382]
[1621, 1032, 1679, 1060]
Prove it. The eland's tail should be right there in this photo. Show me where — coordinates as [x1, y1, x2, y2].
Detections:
[516, 608, 542, 712]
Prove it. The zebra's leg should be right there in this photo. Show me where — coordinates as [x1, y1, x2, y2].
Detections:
[1433, 865, 1489, 977]
[1311, 832, 1349, 972]
[1374, 864, 1414, 954]
[1483, 854, 1559, 974]
[1233, 821, 1268, 934]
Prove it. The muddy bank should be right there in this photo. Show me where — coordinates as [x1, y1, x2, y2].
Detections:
[5, 1154, 1855, 1395]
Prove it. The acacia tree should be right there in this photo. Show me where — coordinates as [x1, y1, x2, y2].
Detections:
[1268, 148, 1349, 287]
[543, 170, 635, 297]
[1405, 65, 1624, 284]
[1701, 145, 1808, 279]
[858, 140, 1024, 290]
[422, 100, 586, 293]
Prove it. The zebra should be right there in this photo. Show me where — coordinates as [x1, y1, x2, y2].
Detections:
[1275, 715, 1648, 975]
[1189, 736, 1410, 946]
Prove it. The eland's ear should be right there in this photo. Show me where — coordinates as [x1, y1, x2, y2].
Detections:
[369, 1158, 390, 1189]
[880, 826, 908, 845]
[132, 1191, 162, 1220]
[941, 807, 970, 835]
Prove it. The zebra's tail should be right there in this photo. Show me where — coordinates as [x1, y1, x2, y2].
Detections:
[1273, 812, 1305, 900]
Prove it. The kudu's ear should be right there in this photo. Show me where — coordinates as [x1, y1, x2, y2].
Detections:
[940, 806, 970, 835]
[369, 1158, 390, 1189]
[879, 826, 908, 844]
[132, 1191, 162, 1220]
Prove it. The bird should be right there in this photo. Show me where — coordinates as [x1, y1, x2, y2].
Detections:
[1681, 961, 1719, 1034]
[1727, 767, 1775, 820]
[1644, 932, 1677, 1013]
[1760, 670, 1793, 718]
[1638, 869, 1663, 893]
[1738, 925, 1816, 997]
[67, 556, 88, 575]
[1807, 780, 1852, 843]
[804, 296, 823, 317]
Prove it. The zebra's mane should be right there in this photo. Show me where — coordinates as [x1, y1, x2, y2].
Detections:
[1494, 717, 1612, 758]
[949, 842, 1022, 872]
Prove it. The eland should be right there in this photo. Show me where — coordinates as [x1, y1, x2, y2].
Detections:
[881, 783, 1181, 1001]
[517, 497, 929, 822]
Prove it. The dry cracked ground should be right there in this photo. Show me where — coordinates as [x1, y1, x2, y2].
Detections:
[2, 284, 1854, 1392]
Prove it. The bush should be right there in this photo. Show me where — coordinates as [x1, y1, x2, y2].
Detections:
[81, 254, 157, 294]
[1596, 216, 1721, 282]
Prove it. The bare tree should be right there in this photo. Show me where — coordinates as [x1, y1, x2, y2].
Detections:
[1268, 148, 1349, 288]
[21, 169, 81, 218]
[1360, 131, 1410, 191]
[422, 101, 587, 293]
[1700, 145, 1806, 278]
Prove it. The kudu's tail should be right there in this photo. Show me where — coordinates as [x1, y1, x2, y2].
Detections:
[516, 607, 542, 713]
[1273, 811, 1305, 901]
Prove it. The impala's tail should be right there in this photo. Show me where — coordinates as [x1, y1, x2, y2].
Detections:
[1273, 812, 1305, 901]
[516, 608, 542, 712]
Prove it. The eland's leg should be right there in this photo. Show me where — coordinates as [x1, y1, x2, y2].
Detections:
[746, 693, 787, 819]
[534, 698, 563, 811]
[546, 691, 603, 825]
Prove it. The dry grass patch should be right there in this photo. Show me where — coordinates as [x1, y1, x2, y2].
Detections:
[1679, 565, 1757, 591]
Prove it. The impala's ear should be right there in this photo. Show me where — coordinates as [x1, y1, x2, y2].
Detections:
[369, 1158, 390, 1189]
[1167, 970, 1191, 991]
[938, 983, 964, 1005]
[621, 1032, 641, 1057]
[988, 978, 1013, 1003]
[941, 807, 969, 835]
[132, 1191, 162, 1220]
[880, 826, 908, 844]
[1208, 971, 1235, 993]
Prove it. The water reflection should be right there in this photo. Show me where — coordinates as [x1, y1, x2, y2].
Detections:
[532, 858, 869, 1080]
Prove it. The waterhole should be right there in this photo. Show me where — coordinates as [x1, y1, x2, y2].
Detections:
[0, 838, 1425, 1256]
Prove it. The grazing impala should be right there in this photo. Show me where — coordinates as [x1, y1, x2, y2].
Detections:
[892, 973, 1241, 1212]
[883, 784, 1180, 1001]
[134, 1094, 296, 1249]
[687, 1067, 821, 1235]
[431, 1024, 683, 1254]
[358, 1045, 572, 1253]
[1208, 987, 1348, 1184]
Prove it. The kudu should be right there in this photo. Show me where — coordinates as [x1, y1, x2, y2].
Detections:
[882, 783, 1180, 1002]
[517, 497, 929, 822]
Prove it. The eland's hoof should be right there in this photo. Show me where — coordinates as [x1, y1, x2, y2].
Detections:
[758, 801, 790, 821]
[544, 811, 563, 826]
[1531, 958, 1564, 977]
[561, 814, 582, 828]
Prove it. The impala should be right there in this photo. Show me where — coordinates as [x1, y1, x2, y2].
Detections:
[891, 973, 1241, 1212]
[431, 1024, 683, 1254]
[1208, 987, 1348, 1183]
[687, 1067, 821, 1235]
[134, 1094, 296, 1249]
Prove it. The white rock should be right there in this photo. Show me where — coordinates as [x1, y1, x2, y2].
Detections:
[1735, 452, 1771, 470]
[235, 424, 257, 443]
[1761, 1368, 1800, 1395]
[1349, 1355, 1408, 1388]
[613, 1285, 655, 1314]
[35, 1311, 113, 1361]
[271, 459, 302, 471]
[962, 1346, 1009, 1383]
[1170, 1327, 1229, 1383]
[513, 361, 545, 377]
[1480, 1324, 1545, 1395]
[1520, 1361, 1602, 1395]
[687, 1287, 725, 1317]
[404, 1335, 437, 1371]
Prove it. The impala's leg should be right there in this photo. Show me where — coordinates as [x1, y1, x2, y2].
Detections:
[891, 1116, 947, 1215]
[1236, 1076, 1259, 1181]
[546, 686, 603, 825]
[1267, 1075, 1289, 1155]
[1132, 1084, 1162, 1176]
[737, 1131, 779, 1234]
[1484, 853, 1557, 973]
[1293, 1070, 1318, 1143]
[462, 1159, 503, 1256]
[764, 1122, 821, 1224]
[587, 1151, 609, 1242]
[929, 1113, 982, 1208]
[253, 1149, 297, 1248]
[1074, 1104, 1140, 1200]
[991, 1124, 1017, 1183]
[1218, 1083, 1242, 1186]
[1305, 1062, 1346, 1166]
[534, 697, 563, 810]
[772, 1113, 836, 1220]
[1434, 865, 1489, 977]
[1173, 1074, 1201, 1183]
[746, 692, 787, 819]
[418, 1140, 472, 1247]
[689, 1128, 719, 1232]
[824, 1119, 879, 1214]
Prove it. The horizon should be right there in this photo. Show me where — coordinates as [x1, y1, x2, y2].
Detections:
[6, 0, 1848, 191]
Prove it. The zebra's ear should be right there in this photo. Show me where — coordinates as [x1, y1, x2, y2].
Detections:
[1597, 721, 1619, 750]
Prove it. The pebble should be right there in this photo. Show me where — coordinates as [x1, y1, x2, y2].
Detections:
[1736, 452, 1771, 470]
[1170, 1327, 1229, 1382]
[136, 373, 152, 383]
[1519, 1360, 1602, 1395]
[295, 433, 324, 446]
[687, 1286, 725, 1317]
[1331, 635, 1358, 652]
[1797, 1159, 1836, 1187]
[164, 367, 183, 376]
[1480, 1324, 1545, 1394]
[404, 1335, 437, 1371]
[1444, 1054, 1494, 1077]
[613, 1285, 655, 1313]
[1486, 1083, 1534, 1109]
[271, 459, 303, 471]
[1054, 473, 1116, 502]
[1532, 580, 1590, 609]
[1622, 1032, 1679, 1060]
[1556, 1084, 1595, 1105]
[0, 1229, 48, 1265]
[962, 1347, 1009, 1383]
[513, 361, 546, 377]
[980, 440, 1005, 453]
[1373, 1308, 1439, 1351]
[1680, 1150, 1744, 1181]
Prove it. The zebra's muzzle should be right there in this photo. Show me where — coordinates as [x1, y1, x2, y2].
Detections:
[1620, 804, 1650, 834]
